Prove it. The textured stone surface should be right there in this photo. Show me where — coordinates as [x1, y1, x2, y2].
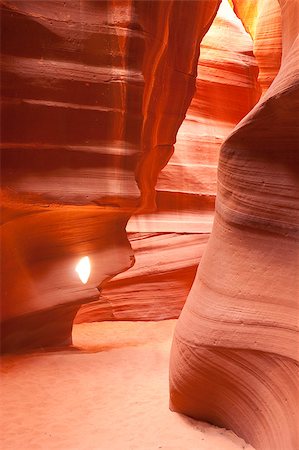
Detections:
[75, 233, 209, 323]
[0, 0, 220, 352]
[76, 0, 261, 324]
[157, 0, 260, 203]
[1, 0, 297, 448]
[130, 0, 260, 233]
[230, 0, 282, 93]
[169, 1, 299, 449]
[1, 0, 140, 351]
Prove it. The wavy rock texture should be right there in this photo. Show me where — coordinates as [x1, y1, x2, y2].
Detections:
[76, 0, 261, 323]
[0, 0, 220, 352]
[1, 2, 297, 447]
[155, 0, 260, 227]
[135, 0, 221, 212]
[0, 0, 141, 352]
[169, 1, 299, 449]
[75, 233, 209, 323]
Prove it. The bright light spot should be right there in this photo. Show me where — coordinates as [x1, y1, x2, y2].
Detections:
[75, 256, 91, 284]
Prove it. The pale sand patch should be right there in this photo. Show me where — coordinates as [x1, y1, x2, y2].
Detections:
[1, 320, 255, 450]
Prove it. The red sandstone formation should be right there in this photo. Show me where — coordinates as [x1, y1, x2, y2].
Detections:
[230, 0, 282, 93]
[1, 0, 221, 352]
[155, 0, 260, 226]
[76, 0, 261, 324]
[1, 0, 139, 351]
[75, 233, 209, 323]
[1, 0, 298, 449]
[169, 1, 299, 449]
[135, 0, 221, 212]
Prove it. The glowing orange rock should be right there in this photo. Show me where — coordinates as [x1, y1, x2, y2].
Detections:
[230, 0, 282, 93]
[0, 0, 221, 352]
[76, 0, 262, 324]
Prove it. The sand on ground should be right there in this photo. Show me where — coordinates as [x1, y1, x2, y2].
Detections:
[1, 320, 255, 450]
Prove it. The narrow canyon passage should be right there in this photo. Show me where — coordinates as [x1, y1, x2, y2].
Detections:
[75, 0, 261, 325]
[1, 0, 298, 449]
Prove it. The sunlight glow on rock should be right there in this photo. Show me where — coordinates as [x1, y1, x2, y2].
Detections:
[75, 256, 91, 284]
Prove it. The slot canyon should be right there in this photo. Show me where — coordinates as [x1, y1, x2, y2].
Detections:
[0, 0, 298, 449]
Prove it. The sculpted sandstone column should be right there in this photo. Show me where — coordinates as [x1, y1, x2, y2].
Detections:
[169, 1, 299, 449]
[135, 0, 221, 212]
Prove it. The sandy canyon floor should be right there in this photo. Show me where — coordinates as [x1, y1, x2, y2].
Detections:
[1, 320, 255, 450]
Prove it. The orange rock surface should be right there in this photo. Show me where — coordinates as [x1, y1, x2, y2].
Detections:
[75, 233, 209, 323]
[1, 0, 139, 351]
[1, 0, 220, 351]
[169, 1, 299, 449]
[76, 0, 261, 323]
[1, 0, 298, 449]
[155, 0, 260, 225]
[230, 0, 282, 93]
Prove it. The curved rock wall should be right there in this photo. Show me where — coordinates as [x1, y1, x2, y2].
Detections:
[155, 0, 260, 226]
[76, 0, 261, 323]
[169, 1, 299, 449]
[230, 0, 282, 93]
[1, 0, 144, 351]
[135, 0, 221, 212]
[75, 233, 209, 323]
[0, 0, 220, 352]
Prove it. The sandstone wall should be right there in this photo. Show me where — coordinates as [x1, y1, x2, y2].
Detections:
[76, 0, 261, 323]
[1, 0, 220, 351]
[169, 1, 299, 448]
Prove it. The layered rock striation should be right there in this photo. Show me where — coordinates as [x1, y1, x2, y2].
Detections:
[2, 1, 297, 447]
[75, 233, 209, 323]
[76, 0, 261, 324]
[169, 1, 299, 449]
[1, 0, 221, 352]
[154, 0, 261, 230]
[1, 0, 141, 351]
